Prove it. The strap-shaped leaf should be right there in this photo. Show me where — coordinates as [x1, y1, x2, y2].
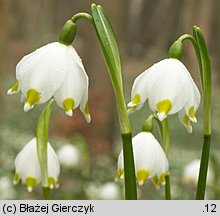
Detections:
[193, 26, 211, 135]
[193, 26, 211, 95]
[36, 99, 54, 187]
[91, 4, 123, 91]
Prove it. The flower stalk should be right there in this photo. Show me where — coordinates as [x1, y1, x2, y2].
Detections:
[155, 118, 171, 200]
[36, 99, 54, 199]
[172, 26, 211, 199]
[91, 4, 137, 199]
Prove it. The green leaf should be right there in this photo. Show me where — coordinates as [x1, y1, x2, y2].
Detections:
[91, 3, 122, 91]
[193, 26, 211, 135]
[193, 26, 211, 95]
[36, 99, 54, 187]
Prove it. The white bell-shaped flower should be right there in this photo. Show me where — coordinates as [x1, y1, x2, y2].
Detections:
[182, 159, 214, 187]
[7, 42, 90, 122]
[13, 137, 60, 192]
[116, 132, 169, 188]
[128, 59, 200, 132]
[57, 144, 80, 168]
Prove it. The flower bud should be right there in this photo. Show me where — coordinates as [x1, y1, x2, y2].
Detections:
[168, 40, 184, 60]
[59, 20, 77, 46]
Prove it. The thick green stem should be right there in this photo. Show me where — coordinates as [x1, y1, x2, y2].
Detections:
[165, 175, 171, 200]
[196, 135, 211, 199]
[115, 87, 132, 134]
[42, 187, 50, 200]
[121, 133, 137, 199]
[115, 85, 137, 199]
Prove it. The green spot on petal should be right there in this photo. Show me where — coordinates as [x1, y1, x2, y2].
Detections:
[156, 99, 172, 114]
[115, 169, 124, 181]
[26, 177, 37, 192]
[188, 106, 195, 119]
[137, 170, 149, 184]
[10, 80, 19, 92]
[152, 175, 160, 185]
[48, 177, 55, 189]
[160, 173, 166, 184]
[132, 93, 141, 105]
[183, 114, 190, 125]
[152, 175, 160, 190]
[26, 88, 40, 106]
[13, 172, 20, 184]
[120, 169, 124, 178]
[84, 100, 90, 115]
[63, 98, 75, 112]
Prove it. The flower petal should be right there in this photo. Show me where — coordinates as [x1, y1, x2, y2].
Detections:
[148, 59, 190, 116]
[48, 143, 60, 189]
[20, 42, 69, 106]
[53, 47, 91, 122]
[116, 132, 169, 186]
[14, 138, 41, 185]
[178, 109, 193, 133]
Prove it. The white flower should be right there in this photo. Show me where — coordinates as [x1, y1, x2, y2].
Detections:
[13, 137, 60, 192]
[128, 59, 200, 132]
[7, 42, 91, 122]
[116, 132, 169, 188]
[97, 182, 120, 200]
[183, 159, 214, 187]
[57, 144, 80, 168]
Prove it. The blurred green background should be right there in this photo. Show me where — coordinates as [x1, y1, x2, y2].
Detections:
[0, 0, 219, 199]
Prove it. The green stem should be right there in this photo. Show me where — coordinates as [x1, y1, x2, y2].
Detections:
[71, 12, 94, 24]
[42, 187, 50, 200]
[156, 118, 170, 155]
[115, 86, 137, 199]
[165, 175, 171, 200]
[155, 118, 171, 200]
[196, 135, 210, 199]
[115, 87, 132, 134]
[121, 133, 137, 199]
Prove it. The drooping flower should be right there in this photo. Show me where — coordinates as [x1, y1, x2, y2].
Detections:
[127, 58, 200, 132]
[7, 42, 90, 122]
[13, 137, 60, 192]
[116, 132, 169, 189]
[182, 159, 214, 187]
[57, 144, 80, 168]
